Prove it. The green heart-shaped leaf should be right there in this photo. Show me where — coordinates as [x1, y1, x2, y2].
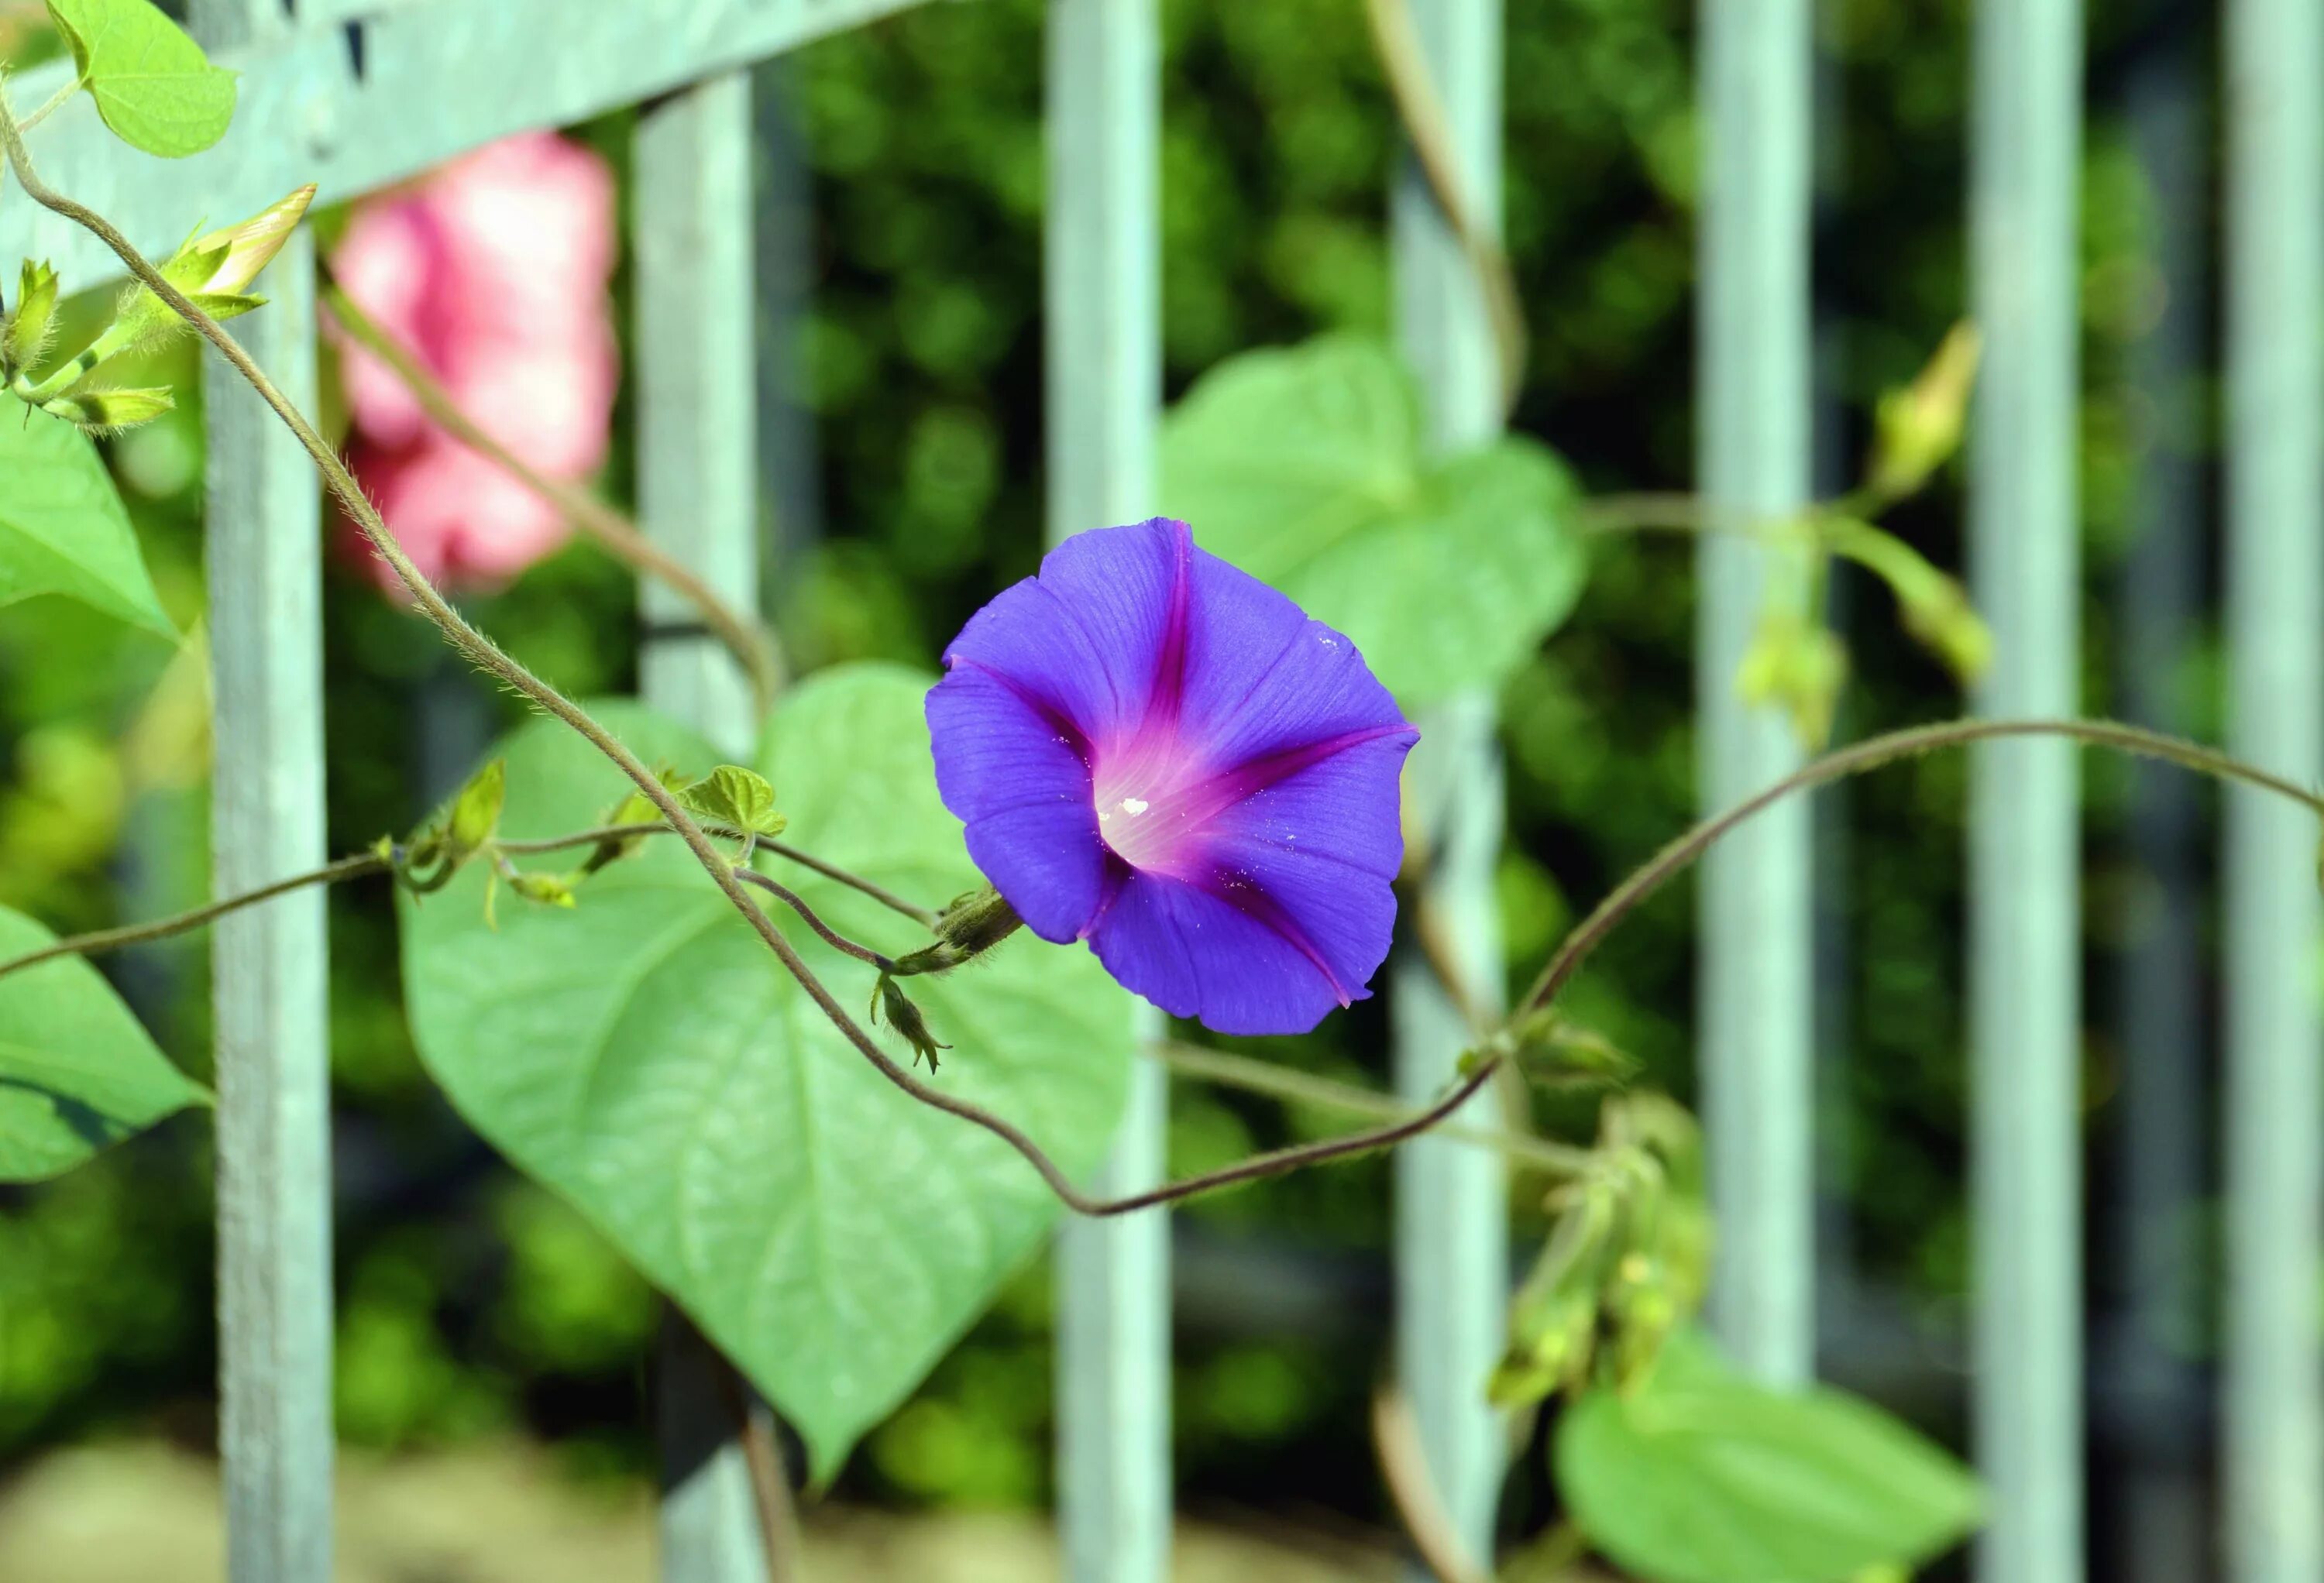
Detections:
[0, 905, 207, 1181]
[1161, 334, 1586, 704]
[400, 665, 1135, 1475]
[677, 763, 784, 838]
[0, 397, 175, 636]
[1557, 1335, 1983, 1583]
[44, 0, 236, 157]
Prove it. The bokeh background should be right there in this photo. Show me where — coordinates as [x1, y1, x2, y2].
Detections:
[0, 0, 2226, 1574]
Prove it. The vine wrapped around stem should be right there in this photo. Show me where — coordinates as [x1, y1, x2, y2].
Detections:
[8, 88, 2321, 1218]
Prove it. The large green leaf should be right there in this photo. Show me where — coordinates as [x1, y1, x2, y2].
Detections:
[399, 666, 1136, 1475]
[1557, 1337, 1983, 1583]
[0, 905, 207, 1181]
[44, 0, 237, 157]
[0, 399, 174, 636]
[1160, 334, 1585, 704]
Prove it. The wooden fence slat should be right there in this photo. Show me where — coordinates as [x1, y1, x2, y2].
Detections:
[2223, 2, 2324, 1579]
[195, 9, 333, 1582]
[1695, 0, 1817, 1388]
[633, 70, 768, 1583]
[0, 0, 933, 288]
[1967, 3, 2085, 1579]
[1045, 1, 1170, 1578]
[1387, 0, 1510, 1565]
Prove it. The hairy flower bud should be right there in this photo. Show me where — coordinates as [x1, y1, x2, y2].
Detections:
[890, 885, 1024, 978]
[40, 386, 174, 434]
[4, 259, 60, 379]
[871, 974, 951, 1071]
[1867, 321, 1981, 503]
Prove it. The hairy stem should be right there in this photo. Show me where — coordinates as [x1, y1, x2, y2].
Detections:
[318, 276, 782, 712]
[15, 73, 78, 133]
[0, 93, 1086, 1208]
[737, 868, 897, 971]
[1363, 0, 1526, 415]
[1151, 1040, 1586, 1174]
[0, 818, 937, 987]
[0, 852, 387, 983]
[15, 96, 2319, 1224]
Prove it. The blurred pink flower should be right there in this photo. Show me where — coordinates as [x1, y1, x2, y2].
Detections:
[332, 131, 618, 590]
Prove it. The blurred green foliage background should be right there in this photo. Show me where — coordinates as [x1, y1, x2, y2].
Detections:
[0, 0, 2215, 1553]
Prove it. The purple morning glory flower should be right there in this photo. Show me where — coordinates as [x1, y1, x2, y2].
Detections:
[926, 517, 1418, 1035]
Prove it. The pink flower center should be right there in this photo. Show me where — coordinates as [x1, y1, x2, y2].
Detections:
[1092, 730, 1222, 875]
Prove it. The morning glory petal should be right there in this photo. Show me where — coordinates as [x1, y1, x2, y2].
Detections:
[927, 517, 1417, 1035]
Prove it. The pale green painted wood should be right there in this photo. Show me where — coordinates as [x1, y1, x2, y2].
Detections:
[1045, 1, 1169, 1579]
[637, 73, 761, 756]
[0, 0, 933, 289]
[1387, 0, 1509, 1568]
[1968, 3, 2084, 1580]
[2223, 3, 2324, 1579]
[633, 73, 768, 1583]
[1695, 0, 1816, 1388]
[195, 9, 332, 1583]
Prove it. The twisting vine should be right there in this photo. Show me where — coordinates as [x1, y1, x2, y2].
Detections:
[4, 85, 2319, 1220]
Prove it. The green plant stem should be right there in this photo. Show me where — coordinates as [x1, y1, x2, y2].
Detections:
[1363, 0, 1526, 416]
[17, 94, 2322, 1222]
[0, 851, 387, 983]
[735, 869, 897, 972]
[1071, 714, 2324, 1216]
[0, 819, 933, 984]
[14, 74, 79, 134]
[0, 90, 1100, 1210]
[318, 275, 782, 713]
[1151, 1040, 1587, 1175]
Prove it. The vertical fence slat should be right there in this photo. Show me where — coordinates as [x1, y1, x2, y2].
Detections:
[1045, 1, 1168, 1579]
[1387, 0, 1508, 1564]
[1696, 0, 1816, 1388]
[2223, 2, 2324, 1579]
[1968, 2, 2084, 1580]
[193, 6, 334, 1581]
[634, 71, 768, 1583]
[1046, 6, 1171, 1567]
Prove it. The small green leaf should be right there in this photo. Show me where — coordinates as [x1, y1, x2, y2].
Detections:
[44, 0, 238, 157]
[398, 670, 1135, 1477]
[1557, 1336, 1984, 1583]
[677, 763, 786, 838]
[1161, 335, 1587, 704]
[0, 397, 175, 635]
[0, 905, 207, 1181]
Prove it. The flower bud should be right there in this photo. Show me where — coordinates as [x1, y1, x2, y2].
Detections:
[445, 758, 505, 860]
[507, 871, 577, 908]
[116, 186, 317, 343]
[871, 973, 951, 1070]
[180, 185, 318, 297]
[1866, 321, 1981, 503]
[890, 885, 1025, 978]
[1736, 610, 1848, 752]
[4, 259, 60, 379]
[1493, 1007, 1642, 1090]
[40, 386, 174, 434]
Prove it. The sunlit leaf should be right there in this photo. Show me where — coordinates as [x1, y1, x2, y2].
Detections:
[399, 668, 1136, 1475]
[0, 397, 175, 636]
[1162, 334, 1586, 704]
[1557, 1335, 1983, 1583]
[0, 905, 206, 1182]
[43, 0, 237, 157]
